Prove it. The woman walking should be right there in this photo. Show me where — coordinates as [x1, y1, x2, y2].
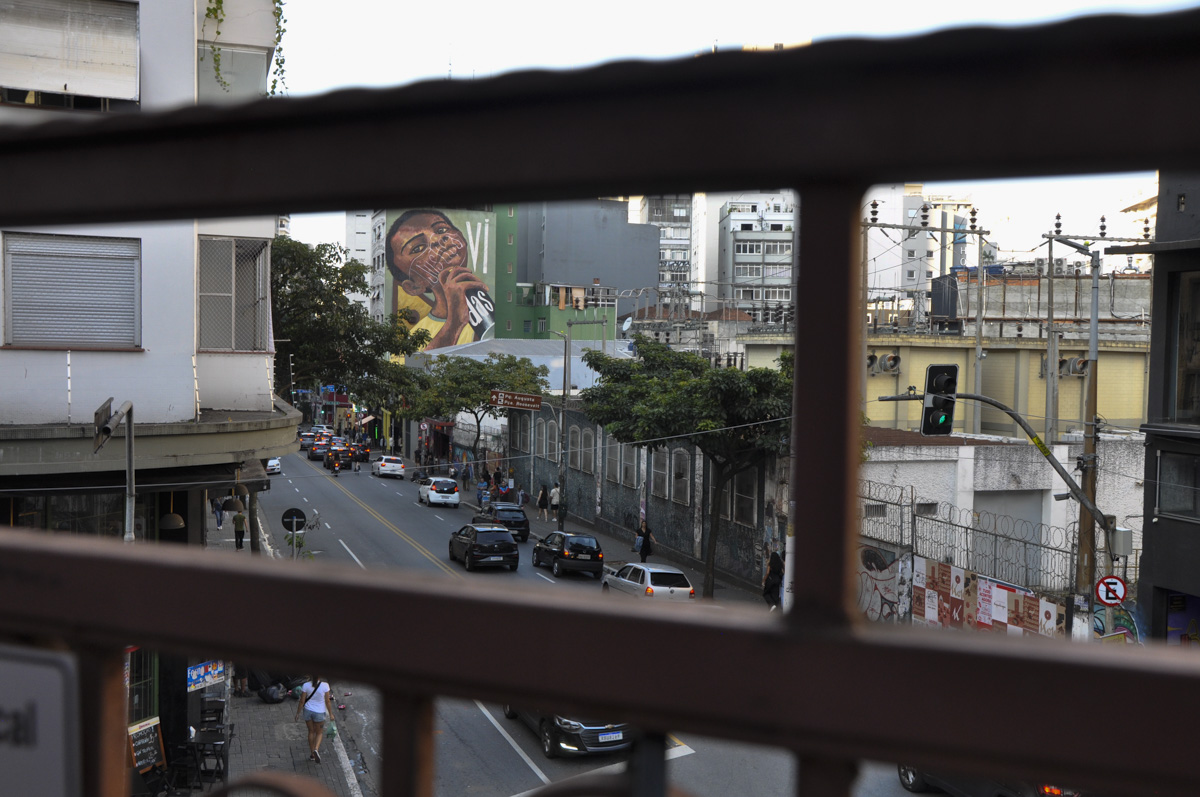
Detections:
[762, 551, 785, 611]
[635, 519, 656, 563]
[537, 484, 549, 521]
[294, 675, 335, 763]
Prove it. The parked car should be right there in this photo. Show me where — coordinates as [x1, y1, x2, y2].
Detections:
[265, 458, 281, 475]
[472, 502, 530, 542]
[531, 531, 604, 578]
[896, 764, 1090, 796]
[323, 446, 351, 469]
[298, 432, 315, 451]
[501, 705, 636, 759]
[448, 524, 518, 571]
[308, 439, 330, 460]
[371, 455, 406, 479]
[601, 563, 695, 601]
[419, 477, 461, 508]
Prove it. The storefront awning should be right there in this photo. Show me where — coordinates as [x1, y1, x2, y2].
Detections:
[358, 415, 375, 426]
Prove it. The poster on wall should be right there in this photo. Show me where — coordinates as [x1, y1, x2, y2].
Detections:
[383, 208, 497, 351]
[1166, 591, 1200, 646]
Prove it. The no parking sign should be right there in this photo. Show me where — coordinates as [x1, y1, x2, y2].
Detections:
[1095, 575, 1127, 607]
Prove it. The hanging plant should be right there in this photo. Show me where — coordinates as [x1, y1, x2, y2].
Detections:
[202, 0, 288, 96]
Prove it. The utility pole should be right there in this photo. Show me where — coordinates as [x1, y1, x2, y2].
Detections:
[971, 209, 984, 434]
[1045, 217, 1060, 445]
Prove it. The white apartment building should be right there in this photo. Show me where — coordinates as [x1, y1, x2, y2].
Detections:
[716, 193, 796, 322]
[0, 1, 297, 545]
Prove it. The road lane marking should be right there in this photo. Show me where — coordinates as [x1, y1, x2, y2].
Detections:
[434, 515, 445, 521]
[474, 701, 549, 786]
[303, 497, 309, 502]
[339, 540, 366, 569]
[536, 573, 554, 583]
[324, 522, 331, 529]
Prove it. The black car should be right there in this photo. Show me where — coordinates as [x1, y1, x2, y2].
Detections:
[448, 524, 518, 571]
[307, 439, 330, 460]
[472, 502, 530, 542]
[323, 446, 350, 469]
[531, 531, 604, 578]
[897, 764, 1089, 796]
[502, 705, 636, 759]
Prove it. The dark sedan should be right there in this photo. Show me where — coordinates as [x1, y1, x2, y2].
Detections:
[502, 705, 636, 759]
[448, 524, 518, 571]
[471, 502, 530, 542]
[531, 531, 604, 578]
[897, 764, 1090, 796]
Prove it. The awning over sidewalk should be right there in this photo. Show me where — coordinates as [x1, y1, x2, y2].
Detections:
[357, 415, 375, 426]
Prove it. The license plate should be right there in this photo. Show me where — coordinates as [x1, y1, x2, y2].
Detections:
[598, 731, 623, 743]
[486, 556, 503, 562]
[577, 554, 591, 560]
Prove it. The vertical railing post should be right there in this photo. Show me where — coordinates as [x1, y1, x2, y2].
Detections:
[78, 645, 128, 797]
[381, 692, 434, 797]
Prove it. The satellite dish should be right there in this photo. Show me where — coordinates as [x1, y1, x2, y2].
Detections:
[622, 317, 632, 332]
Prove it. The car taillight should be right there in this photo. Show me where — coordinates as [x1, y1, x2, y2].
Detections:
[597, 552, 603, 559]
[689, 588, 695, 599]
[1037, 788, 1080, 797]
[645, 586, 654, 596]
[563, 550, 572, 558]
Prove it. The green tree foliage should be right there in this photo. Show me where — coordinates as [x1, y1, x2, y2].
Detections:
[410, 354, 550, 465]
[270, 237, 428, 403]
[581, 336, 792, 598]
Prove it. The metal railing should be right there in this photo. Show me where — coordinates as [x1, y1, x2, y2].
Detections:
[4, 7, 1200, 797]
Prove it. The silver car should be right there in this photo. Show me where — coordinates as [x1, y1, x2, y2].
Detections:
[601, 563, 694, 601]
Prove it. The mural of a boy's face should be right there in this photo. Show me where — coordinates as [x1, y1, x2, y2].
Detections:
[388, 211, 468, 293]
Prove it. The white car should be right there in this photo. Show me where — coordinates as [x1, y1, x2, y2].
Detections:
[266, 458, 281, 475]
[601, 563, 695, 601]
[371, 455, 406, 479]
[418, 477, 461, 508]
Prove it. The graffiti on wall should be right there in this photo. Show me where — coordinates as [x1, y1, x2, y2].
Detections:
[856, 543, 903, 623]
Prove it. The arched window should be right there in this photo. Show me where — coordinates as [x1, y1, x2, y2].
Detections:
[520, 414, 531, 452]
[568, 426, 580, 469]
[581, 430, 595, 473]
[547, 421, 559, 462]
[606, 436, 619, 482]
[671, 449, 690, 505]
[651, 449, 668, 497]
[621, 444, 637, 487]
[535, 419, 545, 458]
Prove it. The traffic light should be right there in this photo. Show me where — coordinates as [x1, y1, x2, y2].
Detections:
[921, 364, 958, 436]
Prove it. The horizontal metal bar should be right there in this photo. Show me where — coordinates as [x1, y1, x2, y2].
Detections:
[0, 530, 1194, 797]
[2, 10, 1200, 226]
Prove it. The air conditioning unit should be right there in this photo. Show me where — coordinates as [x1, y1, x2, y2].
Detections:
[1054, 258, 1065, 275]
[1068, 358, 1089, 376]
[1034, 257, 1047, 271]
[877, 353, 901, 374]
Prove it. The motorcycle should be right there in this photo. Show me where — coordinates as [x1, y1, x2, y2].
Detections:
[333, 460, 340, 477]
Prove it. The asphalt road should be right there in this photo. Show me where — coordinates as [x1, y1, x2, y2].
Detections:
[257, 452, 914, 797]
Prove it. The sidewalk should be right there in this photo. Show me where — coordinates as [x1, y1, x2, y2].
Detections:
[203, 509, 367, 797]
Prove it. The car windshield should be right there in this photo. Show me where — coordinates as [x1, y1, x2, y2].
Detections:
[567, 536, 599, 551]
[649, 572, 690, 588]
[476, 532, 512, 544]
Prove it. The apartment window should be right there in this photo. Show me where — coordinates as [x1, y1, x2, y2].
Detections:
[673, 207, 687, 217]
[508, 206, 514, 217]
[507, 290, 513, 302]
[654, 207, 663, 216]
[535, 419, 546, 458]
[581, 430, 594, 474]
[765, 265, 792, 279]
[507, 233, 514, 245]
[537, 318, 547, 333]
[523, 320, 533, 333]
[507, 262, 513, 274]
[569, 427, 580, 469]
[606, 437, 619, 483]
[735, 242, 763, 255]
[505, 320, 512, 331]
[764, 288, 792, 302]
[547, 421, 559, 462]
[197, 46, 270, 104]
[765, 242, 792, 255]
[906, 270, 917, 280]
[671, 450, 690, 505]
[769, 224, 784, 231]
[907, 249, 917, 258]
[621, 444, 637, 487]
[735, 289, 762, 301]
[735, 265, 763, 278]
[198, 237, 271, 351]
[1171, 271, 1200, 422]
[1158, 451, 1200, 521]
[3, 233, 141, 348]
[651, 449, 668, 497]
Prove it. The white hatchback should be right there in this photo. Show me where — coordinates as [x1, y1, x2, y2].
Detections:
[371, 455, 406, 479]
[418, 477, 461, 508]
[601, 563, 695, 601]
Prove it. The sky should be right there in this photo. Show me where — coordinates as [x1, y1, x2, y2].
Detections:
[278, 0, 1195, 251]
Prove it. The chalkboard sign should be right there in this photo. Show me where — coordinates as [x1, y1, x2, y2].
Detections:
[127, 717, 164, 773]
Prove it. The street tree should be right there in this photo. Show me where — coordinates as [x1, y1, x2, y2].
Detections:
[581, 336, 792, 598]
[270, 236, 429, 406]
[410, 353, 550, 468]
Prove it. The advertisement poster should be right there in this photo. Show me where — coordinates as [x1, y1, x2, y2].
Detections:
[903, 564, 1065, 639]
[186, 660, 225, 693]
[1165, 591, 1200, 646]
[383, 208, 497, 351]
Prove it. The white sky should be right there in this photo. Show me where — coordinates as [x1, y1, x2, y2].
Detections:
[280, 0, 1195, 250]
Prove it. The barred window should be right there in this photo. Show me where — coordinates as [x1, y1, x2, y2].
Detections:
[651, 449, 668, 497]
[672, 450, 690, 505]
[3, 233, 141, 348]
[606, 436, 619, 483]
[547, 421, 559, 462]
[734, 468, 757, 526]
[535, 419, 545, 458]
[621, 444, 637, 487]
[198, 237, 271, 351]
[581, 430, 595, 474]
[568, 426, 580, 469]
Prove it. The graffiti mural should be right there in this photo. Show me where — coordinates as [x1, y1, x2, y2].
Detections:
[856, 543, 902, 623]
[385, 208, 496, 350]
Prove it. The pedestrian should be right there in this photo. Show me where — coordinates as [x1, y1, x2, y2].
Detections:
[549, 482, 561, 520]
[232, 663, 250, 697]
[762, 551, 785, 611]
[477, 478, 489, 506]
[635, 519, 656, 563]
[517, 485, 527, 507]
[294, 675, 335, 763]
[537, 484, 549, 521]
[211, 496, 225, 530]
[232, 507, 247, 551]
[494, 467, 504, 490]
